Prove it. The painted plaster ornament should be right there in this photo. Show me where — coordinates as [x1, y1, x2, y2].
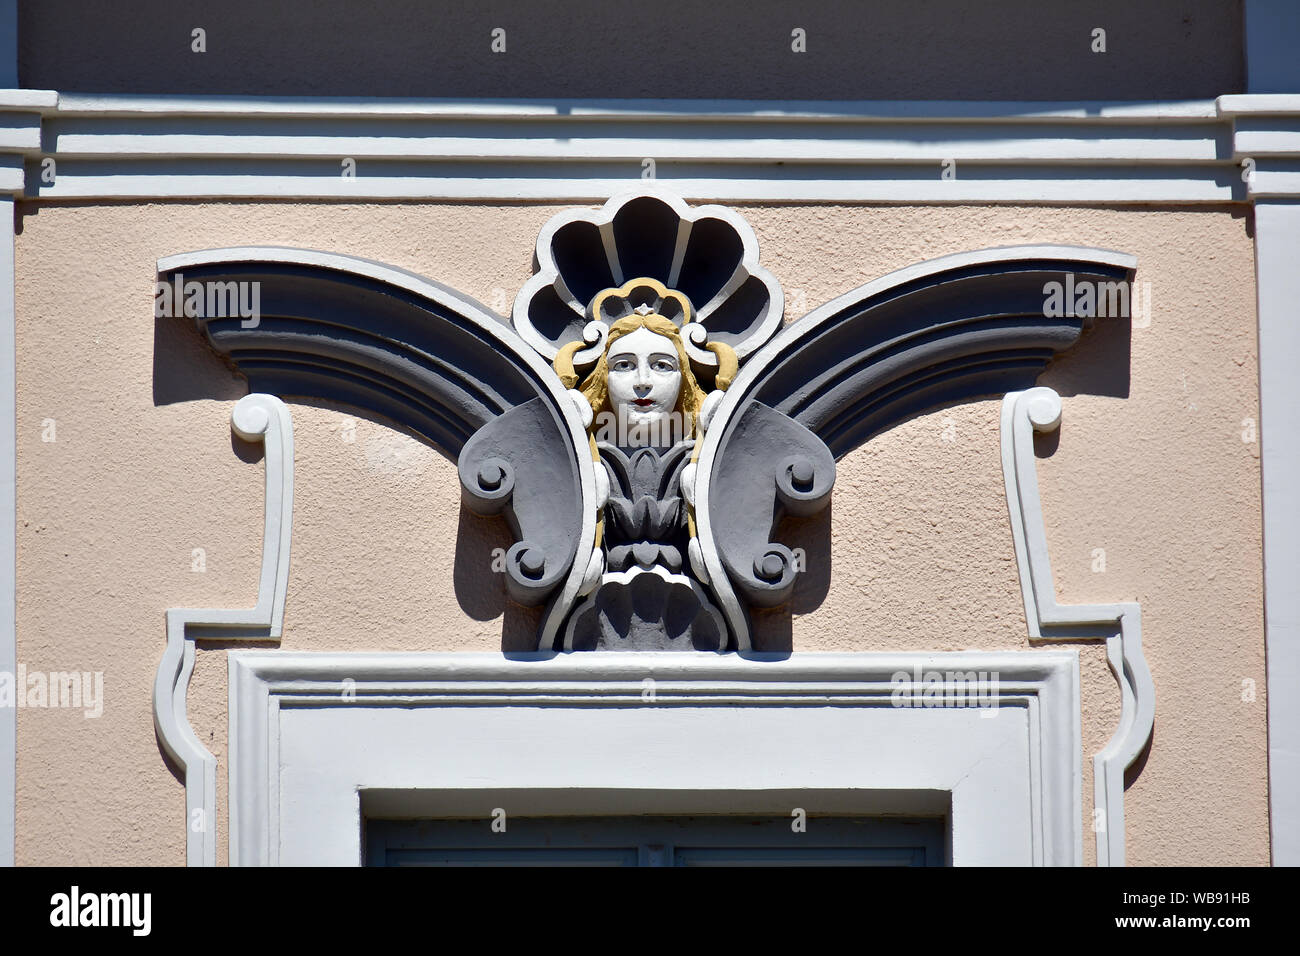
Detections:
[550, 282, 739, 649]
[163, 188, 1135, 651]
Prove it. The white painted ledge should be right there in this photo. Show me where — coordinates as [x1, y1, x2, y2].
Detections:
[50, 95, 1223, 122]
[0, 91, 56, 110]
[1218, 94, 1300, 117]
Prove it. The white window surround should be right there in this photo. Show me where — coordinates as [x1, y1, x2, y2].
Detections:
[228, 650, 1081, 867]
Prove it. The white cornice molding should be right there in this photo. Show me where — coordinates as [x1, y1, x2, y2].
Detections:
[1000, 387, 1155, 868]
[4, 92, 1299, 201]
[1218, 94, 1300, 117]
[50, 95, 1224, 122]
[0, 90, 1281, 203]
[153, 393, 294, 867]
[1220, 94, 1300, 199]
[0, 91, 51, 196]
[0, 92, 57, 110]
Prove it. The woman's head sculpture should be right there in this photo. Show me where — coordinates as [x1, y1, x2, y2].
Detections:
[554, 277, 737, 448]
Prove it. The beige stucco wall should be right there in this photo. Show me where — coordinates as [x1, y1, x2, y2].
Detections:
[11, 200, 1266, 866]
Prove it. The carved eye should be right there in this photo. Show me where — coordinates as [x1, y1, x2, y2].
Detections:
[653, 358, 677, 373]
[610, 358, 634, 372]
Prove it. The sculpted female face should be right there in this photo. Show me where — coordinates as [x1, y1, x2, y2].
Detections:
[606, 326, 682, 441]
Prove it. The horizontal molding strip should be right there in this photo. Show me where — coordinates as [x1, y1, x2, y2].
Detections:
[50, 95, 1227, 121]
[1, 92, 1298, 202]
[40, 126, 1231, 164]
[22, 167, 1244, 203]
[232, 648, 1078, 686]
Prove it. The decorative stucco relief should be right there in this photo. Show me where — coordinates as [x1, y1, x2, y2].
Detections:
[158, 189, 1136, 654]
[153, 393, 293, 867]
[1001, 386, 1155, 867]
[155, 191, 1155, 867]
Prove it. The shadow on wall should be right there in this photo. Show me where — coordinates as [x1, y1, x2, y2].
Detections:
[153, 314, 246, 406]
[750, 507, 832, 652]
[747, 311, 1133, 652]
[1038, 311, 1133, 401]
[453, 502, 545, 652]
[153, 313, 541, 651]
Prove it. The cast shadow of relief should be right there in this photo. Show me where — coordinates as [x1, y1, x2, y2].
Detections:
[749, 311, 1132, 653]
[153, 313, 541, 652]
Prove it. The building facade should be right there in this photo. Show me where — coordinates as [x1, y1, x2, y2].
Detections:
[1, 0, 1296, 866]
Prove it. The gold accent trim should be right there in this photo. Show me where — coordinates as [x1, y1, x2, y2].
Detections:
[590, 276, 693, 326]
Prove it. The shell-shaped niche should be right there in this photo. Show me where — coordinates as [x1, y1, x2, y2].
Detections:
[513, 189, 784, 369]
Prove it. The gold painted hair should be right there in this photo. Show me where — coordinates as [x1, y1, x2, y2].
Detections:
[553, 314, 737, 439]
[552, 301, 739, 547]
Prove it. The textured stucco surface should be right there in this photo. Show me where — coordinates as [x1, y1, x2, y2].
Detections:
[12, 201, 1265, 866]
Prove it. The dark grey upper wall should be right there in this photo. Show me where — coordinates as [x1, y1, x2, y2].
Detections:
[1245, 0, 1300, 92]
[18, 0, 1243, 100]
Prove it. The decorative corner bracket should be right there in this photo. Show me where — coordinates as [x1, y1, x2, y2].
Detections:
[1001, 386, 1155, 867]
[152, 393, 293, 867]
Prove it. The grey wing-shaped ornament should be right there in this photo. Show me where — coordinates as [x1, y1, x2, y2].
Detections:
[693, 244, 1138, 650]
[157, 247, 598, 650]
